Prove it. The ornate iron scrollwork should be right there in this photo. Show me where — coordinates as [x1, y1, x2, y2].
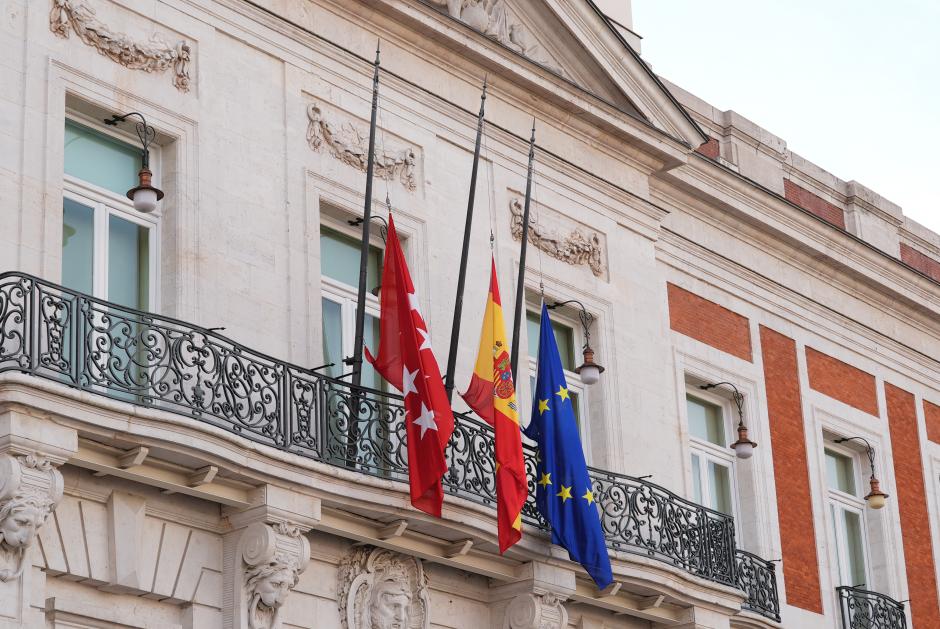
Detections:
[735, 550, 781, 621]
[837, 586, 907, 629]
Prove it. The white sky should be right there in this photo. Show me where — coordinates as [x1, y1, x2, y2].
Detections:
[633, 0, 940, 233]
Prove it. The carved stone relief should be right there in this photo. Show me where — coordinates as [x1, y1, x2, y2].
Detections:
[0, 453, 64, 582]
[338, 545, 430, 629]
[427, 0, 566, 77]
[503, 592, 568, 629]
[509, 198, 606, 278]
[49, 0, 192, 92]
[240, 521, 310, 629]
[306, 103, 418, 191]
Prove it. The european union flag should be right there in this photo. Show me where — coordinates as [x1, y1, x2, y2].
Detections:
[523, 303, 613, 589]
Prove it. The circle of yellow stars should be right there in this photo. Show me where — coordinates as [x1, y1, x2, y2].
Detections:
[535, 385, 595, 507]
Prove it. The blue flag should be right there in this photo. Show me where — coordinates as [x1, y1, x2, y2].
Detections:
[523, 303, 613, 589]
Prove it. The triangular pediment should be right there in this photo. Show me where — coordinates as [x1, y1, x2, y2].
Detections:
[420, 0, 706, 147]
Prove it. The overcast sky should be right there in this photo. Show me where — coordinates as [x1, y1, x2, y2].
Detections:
[633, 0, 940, 233]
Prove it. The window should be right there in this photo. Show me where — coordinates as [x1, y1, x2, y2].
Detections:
[319, 225, 384, 390]
[62, 119, 157, 310]
[687, 394, 736, 516]
[527, 310, 583, 429]
[826, 446, 870, 587]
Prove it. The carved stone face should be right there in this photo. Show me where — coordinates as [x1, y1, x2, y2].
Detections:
[255, 566, 294, 609]
[0, 503, 43, 549]
[372, 579, 411, 629]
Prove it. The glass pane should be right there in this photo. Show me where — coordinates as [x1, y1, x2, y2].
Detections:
[826, 449, 857, 495]
[362, 312, 382, 391]
[321, 298, 344, 379]
[108, 214, 149, 310]
[62, 198, 94, 294]
[708, 460, 733, 515]
[320, 227, 382, 289]
[691, 454, 703, 504]
[687, 395, 725, 445]
[843, 509, 867, 586]
[526, 310, 575, 370]
[570, 390, 581, 432]
[64, 120, 140, 195]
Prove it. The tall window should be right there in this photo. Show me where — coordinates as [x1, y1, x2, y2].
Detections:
[826, 446, 870, 587]
[319, 226, 383, 390]
[687, 393, 736, 516]
[527, 310, 583, 429]
[63, 119, 157, 310]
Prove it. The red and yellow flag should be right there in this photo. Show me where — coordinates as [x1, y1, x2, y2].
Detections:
[462, 257, 527, 553]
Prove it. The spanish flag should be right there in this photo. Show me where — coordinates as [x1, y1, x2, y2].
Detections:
[462, 258, 527, 553]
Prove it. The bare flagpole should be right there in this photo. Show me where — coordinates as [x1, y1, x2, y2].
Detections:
[509, 121, 536, 382]
[444, 77, 488, 402]
[349, 42, 381, 389]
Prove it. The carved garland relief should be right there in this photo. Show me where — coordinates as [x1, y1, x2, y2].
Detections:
[0, 453, 64, 582]
[338, 546, 430, 629]
[306, 103, 418, 192]
[509, 198, 606, 278]
[49, 0, 192, 92]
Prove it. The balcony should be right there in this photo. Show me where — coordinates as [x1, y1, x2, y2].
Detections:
[837, 586, 907, 629]
[0, 271, 779, 621]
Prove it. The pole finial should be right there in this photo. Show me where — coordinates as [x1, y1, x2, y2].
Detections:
[375, 39, 381, 64]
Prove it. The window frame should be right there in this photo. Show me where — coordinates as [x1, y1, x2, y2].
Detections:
[685, 387, 741, 521]
[824, 441, 873, 589]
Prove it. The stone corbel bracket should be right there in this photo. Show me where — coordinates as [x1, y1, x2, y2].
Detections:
[509, 198, 606, 278]
[504, 592, 569, 629]
[306, 102, 418, 192]
[239, 521, 310, 629]
[0, 453, 64, 582]
[49, 0, 193, 92]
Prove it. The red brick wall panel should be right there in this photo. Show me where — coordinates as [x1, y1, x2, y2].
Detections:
[805, 347, 879, 415]
[924, 400, 940, 444]
[900, 243, 940, 283]
[886, 385, 940, 628]
[759, 326, 823, 614]
[783, 179, 846, 229]
[695, 137, 720, 160]
[666, 283, 752, 361]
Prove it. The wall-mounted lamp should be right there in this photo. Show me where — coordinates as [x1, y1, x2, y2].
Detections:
[104, 112, 163, 213]
[546, 299, 604, 386]
[834, 436, 889, 510]
[699, 381, 757, 459]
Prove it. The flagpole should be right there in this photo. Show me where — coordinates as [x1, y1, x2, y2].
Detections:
[444, 77, 488, 402]
[510, 121, 536, 383]
[350, 42, 381, 390]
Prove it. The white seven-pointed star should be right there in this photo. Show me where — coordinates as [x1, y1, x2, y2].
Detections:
[401, 365, 418, 397]
[412, 402, 439, 439]
[408, 292, 422, 317]
[417, 327, 432, 351]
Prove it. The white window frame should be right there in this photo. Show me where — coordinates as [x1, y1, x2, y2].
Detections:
[685, 387, 741, 522]
[63, 114, 161, 310]
[825, 441, 872, 589]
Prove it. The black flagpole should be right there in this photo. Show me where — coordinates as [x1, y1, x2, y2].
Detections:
[350, 42, 381, 389]
[444, 77, 488, 402]
[510, 121, 536, 383]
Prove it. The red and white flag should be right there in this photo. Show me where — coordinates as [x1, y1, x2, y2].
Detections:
[365, 214, 455, 517]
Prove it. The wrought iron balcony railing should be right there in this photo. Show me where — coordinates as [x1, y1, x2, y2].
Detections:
[837, 586, 907, 629]
[0, 272, 778, 617]
[735, 549, 781, 622]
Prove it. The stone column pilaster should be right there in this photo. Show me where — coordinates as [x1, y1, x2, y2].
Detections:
[221, 485, 320, 629]
[0, 410, 77, 628]
[491, 561, 575, 629]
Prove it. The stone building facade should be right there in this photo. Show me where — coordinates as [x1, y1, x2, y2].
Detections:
[0, 0, 938, 627]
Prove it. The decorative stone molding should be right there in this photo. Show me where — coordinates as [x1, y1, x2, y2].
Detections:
[49, 0, 192, 92]
[503, 592, 569, 629]
[306, 103, 418, 191]
[0, 453, 64, 582]
[239, 521, 310, 629]
[427, 0, 566, 77]
[338, 545, 430, 629]
[509, 198, 606, 277]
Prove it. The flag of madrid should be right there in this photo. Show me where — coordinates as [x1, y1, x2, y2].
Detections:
[365, 214, 455, 517]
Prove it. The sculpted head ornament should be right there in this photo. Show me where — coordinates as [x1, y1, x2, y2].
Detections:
[240, 522, 310, 629]
[338, 546, 430, 629]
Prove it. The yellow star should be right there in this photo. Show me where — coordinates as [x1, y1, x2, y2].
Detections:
[538, 472, 552, 487]
[538, 399, 550, 415]
[556, 485, 572, 502]
[555, 386, 569, 401]
[582, 489, 595, 505]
